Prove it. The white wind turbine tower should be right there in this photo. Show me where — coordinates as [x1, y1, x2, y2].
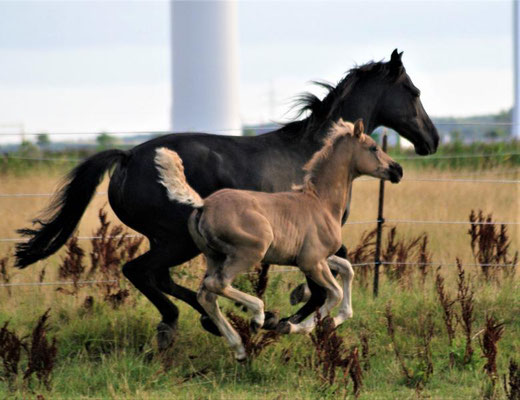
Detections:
[170, 1, 241, 135]
[513, 0, 520, 138]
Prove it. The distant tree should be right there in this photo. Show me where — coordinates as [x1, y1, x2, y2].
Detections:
[37, 133, 51, 149]
[450, 130, 463, 144]
[18, 140, 41, 157]
[242, 128, 256, 137]
[96, 133, 117, 150]
[484, 128, 507, 140]
[494, 108, 512, 123]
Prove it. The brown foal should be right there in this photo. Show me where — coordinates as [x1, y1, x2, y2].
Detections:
[154, 119, 403, 361]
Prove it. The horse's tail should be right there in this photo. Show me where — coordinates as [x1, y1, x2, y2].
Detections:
[154, 147, 204, 208]
[15, 149, 130, 268]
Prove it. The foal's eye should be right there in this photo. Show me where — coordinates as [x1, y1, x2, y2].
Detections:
[370, 146, 378, 152]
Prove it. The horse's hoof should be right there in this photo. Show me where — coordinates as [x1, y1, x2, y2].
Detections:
[156, 321, 176, 352]
[276, 320, 292, 335]
[250, 319, 261, 334]
[200, 315, 222, 337]
[262, 311, 280, 330]
[289, 283, 311, 305]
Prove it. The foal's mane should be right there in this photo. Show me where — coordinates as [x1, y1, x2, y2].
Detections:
[294, 119, 367, 193]
[280, 60, 396, 138]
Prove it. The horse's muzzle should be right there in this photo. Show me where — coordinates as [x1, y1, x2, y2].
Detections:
[388, 162, 403, 183]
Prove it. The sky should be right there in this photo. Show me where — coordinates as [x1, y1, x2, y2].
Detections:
[0, 0, 514, 142]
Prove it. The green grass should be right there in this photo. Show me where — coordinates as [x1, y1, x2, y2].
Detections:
[388, 139, 520, 170]
[0, 265, 518, 399]
[1, 139, 519, 175]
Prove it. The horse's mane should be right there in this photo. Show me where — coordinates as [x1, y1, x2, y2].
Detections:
[280, 60, 395, 138]
[293, 119, 367, 193]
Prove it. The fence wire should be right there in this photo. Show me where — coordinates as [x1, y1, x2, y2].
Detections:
[1, 173, 518, 199]
[0, 234, 142, 243]
[0, 260, 514, 288]
[0, 192, 107, 198]
[4, 152, 520, 165]
[0, 218, 518, 244]
[0, 279, 118, 288]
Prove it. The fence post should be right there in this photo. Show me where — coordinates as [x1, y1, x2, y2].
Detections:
[373, 132, 387, 298]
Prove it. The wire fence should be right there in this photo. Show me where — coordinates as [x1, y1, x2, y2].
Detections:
[0, 137, 518, 290]
[3, 152, 520, 165]
[1, 259, 515, 288]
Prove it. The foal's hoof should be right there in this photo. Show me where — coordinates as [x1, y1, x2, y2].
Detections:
[156, 321, 176, 352]
[236, 355, 248, 363]
[276, 320, 292, 335]
[200, 315, 222, 337]
[262, 311, 280, 331]
[290, 283, 311, 305]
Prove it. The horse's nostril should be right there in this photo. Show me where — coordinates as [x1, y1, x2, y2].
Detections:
[391, 162, 403, 177]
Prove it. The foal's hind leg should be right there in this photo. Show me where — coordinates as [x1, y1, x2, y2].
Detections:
[197, 284, 247, 361]
[205, 255, 266, 332]
[280, 260, 343, 335]
[198, 257, 248, 361]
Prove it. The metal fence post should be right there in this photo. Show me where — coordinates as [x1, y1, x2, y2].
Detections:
[373, 132, 387, 297]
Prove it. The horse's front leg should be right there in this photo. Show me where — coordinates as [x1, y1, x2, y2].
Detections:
[279, 260, 343, 334]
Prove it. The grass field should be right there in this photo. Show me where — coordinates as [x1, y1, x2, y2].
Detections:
[0, 155, 519, 399]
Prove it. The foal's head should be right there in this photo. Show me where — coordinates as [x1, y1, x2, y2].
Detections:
[335, 119, 403, 183]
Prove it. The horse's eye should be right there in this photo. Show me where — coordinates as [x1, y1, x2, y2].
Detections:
[370, 146, 378, 152]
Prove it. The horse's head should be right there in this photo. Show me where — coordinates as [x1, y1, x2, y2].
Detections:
[290, 50, 438, 155]
[349, 119, 402, 183]
[376, 50, 439, 155]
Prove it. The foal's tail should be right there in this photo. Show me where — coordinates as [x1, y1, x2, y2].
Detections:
[15, 149, 129, 268]
[154, 147, 204, 208]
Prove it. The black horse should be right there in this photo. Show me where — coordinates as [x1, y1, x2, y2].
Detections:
[16, 50, 438, 349]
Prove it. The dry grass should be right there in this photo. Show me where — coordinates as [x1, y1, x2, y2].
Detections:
[0, 167, 518, 284]
[0, 172, 131, 241]
[345, 168, 519, 264]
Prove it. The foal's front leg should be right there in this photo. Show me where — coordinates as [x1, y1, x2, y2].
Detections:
[280, 245, 347, 327]
[327, 255, 354, 327]
[281, 260, 343, 334]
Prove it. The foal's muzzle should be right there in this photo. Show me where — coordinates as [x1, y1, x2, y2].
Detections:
[387, 162, 403, 183]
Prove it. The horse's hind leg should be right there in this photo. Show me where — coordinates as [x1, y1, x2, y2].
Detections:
[122, 249, 184, 351]
[155, 268, 221, 337]
[281, 260, 343, 335]
[327, 255, 354, 327]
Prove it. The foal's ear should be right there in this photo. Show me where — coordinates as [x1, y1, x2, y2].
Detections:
[353, 119, 364, 137]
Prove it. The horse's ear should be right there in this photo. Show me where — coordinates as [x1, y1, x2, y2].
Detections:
[354, 119, 364, 137]
[390, 49, 403, 63]
[389, 49, 404, 77]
